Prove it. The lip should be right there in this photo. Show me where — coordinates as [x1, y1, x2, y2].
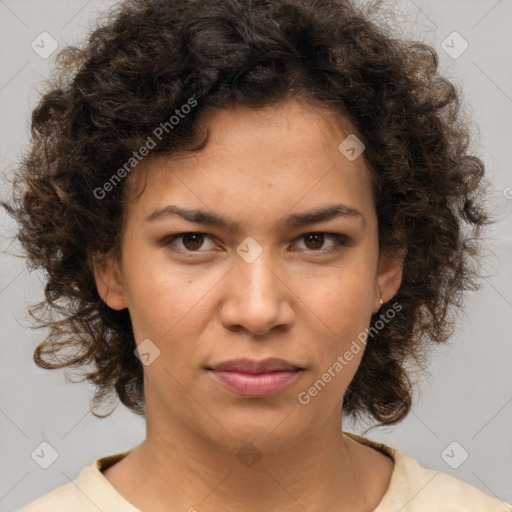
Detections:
[208, 358, 303, 398]
[209, 357, 301, 374]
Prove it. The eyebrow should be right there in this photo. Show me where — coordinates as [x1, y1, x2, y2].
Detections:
[146, 203, 364, 230]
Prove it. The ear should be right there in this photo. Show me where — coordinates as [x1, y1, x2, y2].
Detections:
[374, 248, 405, 311]
[92, 252, 128, 310]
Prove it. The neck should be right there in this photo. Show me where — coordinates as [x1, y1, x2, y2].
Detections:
[119, 406, 384, 512]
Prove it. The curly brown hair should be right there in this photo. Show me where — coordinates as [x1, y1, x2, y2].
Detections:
[3, 0, 488, 425]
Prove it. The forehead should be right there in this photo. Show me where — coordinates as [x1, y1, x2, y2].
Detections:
[189, 99, 365, 163]
[124, 99, 376, 228]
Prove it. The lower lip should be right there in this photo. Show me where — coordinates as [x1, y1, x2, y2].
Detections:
[210, 370, 301, 397]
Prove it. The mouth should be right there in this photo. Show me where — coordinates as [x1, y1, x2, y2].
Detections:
[207, 358, 304, 398]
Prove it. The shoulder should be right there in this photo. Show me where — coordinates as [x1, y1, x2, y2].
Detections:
[386, 451, 510, 511]
[17, 463, 102, 512]
[17, 453, 138, 512]
[379, 446, 511, 511]
[17, 476, 91, 511]
[344, 432, 511, 512]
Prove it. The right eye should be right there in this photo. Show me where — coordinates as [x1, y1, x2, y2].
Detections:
[164, 232, 217, 253]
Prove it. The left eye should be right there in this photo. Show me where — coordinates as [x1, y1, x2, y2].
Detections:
[295, 232, 346, 252]
[164, 232, 347, 254]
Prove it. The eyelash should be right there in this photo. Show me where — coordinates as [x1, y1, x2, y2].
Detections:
[163, 232, 349, 257]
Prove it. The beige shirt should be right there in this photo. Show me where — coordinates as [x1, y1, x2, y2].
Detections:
[18, 433, 512, 511]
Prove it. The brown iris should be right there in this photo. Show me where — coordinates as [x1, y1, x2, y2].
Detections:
[181, 233, 205, 250]
[302, 233, 325, 250]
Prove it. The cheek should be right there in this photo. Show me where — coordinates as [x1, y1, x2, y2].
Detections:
[301, 281, 372, 403]
[295, 257, 376, 382]
[306, 261, 376, 331]
[121, 252, 219, 355]
[334, 274, 375, 329]
[120, 247, 179, 338]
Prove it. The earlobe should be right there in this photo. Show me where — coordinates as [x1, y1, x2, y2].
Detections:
[375, 248, 405, 308]
[92, 253, 128, 311]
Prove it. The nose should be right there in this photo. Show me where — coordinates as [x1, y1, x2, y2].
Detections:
[219, 247, 295, 337]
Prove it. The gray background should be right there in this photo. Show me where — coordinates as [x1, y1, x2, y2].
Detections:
[1, 0, 511, 510]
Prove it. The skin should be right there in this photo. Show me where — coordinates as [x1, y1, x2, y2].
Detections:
[94, 98, 403, 512]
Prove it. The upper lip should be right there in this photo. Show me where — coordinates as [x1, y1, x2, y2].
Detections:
[209, 357, 302, 374]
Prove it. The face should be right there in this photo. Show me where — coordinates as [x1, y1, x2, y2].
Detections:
[94, 98, 402, 454]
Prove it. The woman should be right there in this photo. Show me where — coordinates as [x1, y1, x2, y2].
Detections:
[6, 0, 511, 510]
